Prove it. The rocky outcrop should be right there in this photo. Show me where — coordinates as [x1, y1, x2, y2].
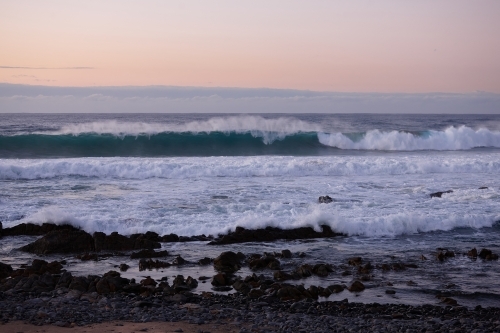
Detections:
[20, 229, 94, 254]
[209, 225, 342, 245]
[213, 251, 243, 273]
[130, 249, 168, 259]
[1, 223, 79, 237]
[20, 229, 161, 254]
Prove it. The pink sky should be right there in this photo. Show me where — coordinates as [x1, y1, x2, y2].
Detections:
[1, 0, 500, 93]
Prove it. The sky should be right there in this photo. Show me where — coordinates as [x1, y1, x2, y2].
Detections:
[1, 1, 500, 113]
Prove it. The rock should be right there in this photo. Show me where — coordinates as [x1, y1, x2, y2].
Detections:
[478, 186, 488, 189]
[96, 271, 129, 294]
[232, 280, 250, 294]
[0, 262, 13, 279]
[273, 270, 295, 281]
[281, 249, 292, 258]
[211, 273, 227, 286]
[69, 276, 90, 292]
[468, 248, 478, 258]
[347, 280, 365, 292]
[94, 232, 160, 252]
[209, 225, 342, 245]
[248, 255, 281, 270]
[20, 229, 94, 254]
[295, 264, 312, 278]
[313, 264, 333, 277]
[161, 233, 179, 242]
[348, 257, 362, 266]
[172, 255, 187, 265]
[386, 289, 396, 294]
[213, 251, 241, 273]
[327, 284, 344, 293]
[119, 264, 130, 272]
[198, 257, 212, 265]
[430, 190, 453, 198]
[479, 248, 499, 260]
[139, 259, 170, 271]
[437, 250, 455, 261]
[318, 195, 333, 203]
[130, 249, 168, 259]
[1, 223, 79, 237]
[247, 289, 265, 298]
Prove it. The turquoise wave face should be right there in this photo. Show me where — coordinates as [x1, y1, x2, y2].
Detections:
[0, 132, 328, 158]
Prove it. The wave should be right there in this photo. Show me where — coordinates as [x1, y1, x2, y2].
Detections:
[318, 126, 500, 150]
[1, 115, 500, 157]
[1, 155, 499, 180]
[9, 205, 499, 238]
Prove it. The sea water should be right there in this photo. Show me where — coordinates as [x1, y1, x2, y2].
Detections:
[1, 113, 499, 306]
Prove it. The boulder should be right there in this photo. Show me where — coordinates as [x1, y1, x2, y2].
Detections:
[479, 248, 499, 260]
[20, 229, 94, 254]
[139, 259, 170, 271]
[248, 255, 281, 270]
[130, 249, 168, 259]
[198, 257, 212, 265]
[347, 280, 365, 292]
[211, 273, 228, 286]
[430, 190, 453, 198]
[468, 248, 478, 258]
[95, 271, 129, 294]
[318, 195, 333, 203]
[0, 262, 13, 279]
[281, 249, 292, 258]
[213, 251, 241, 273]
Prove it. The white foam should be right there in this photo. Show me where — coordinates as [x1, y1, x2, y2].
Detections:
[41, 115, 321, 144]
[318, 126, 500, 150]
[1, 155, 499, 180]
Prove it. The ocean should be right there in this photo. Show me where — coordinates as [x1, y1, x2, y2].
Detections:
[1, 113, 499, 307]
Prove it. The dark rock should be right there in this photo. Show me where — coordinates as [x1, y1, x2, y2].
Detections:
[139, 259, 170, 271]
[20, 229, 94, 254]
[437, 250, 455, 261]
[208, 225, 342, 245]
[55, 271, 73, 289]
[213, 251, 241, 273]
[232, 280, 251, 294]
[198, 257, 212, 265]
[172, 255, 187, 265]
[295, 264, 312, 278]
[281, 249, 292, 258]
[347, 280, 365, 292]
[96, 271, 129, 294]
[430, 190, 453, 198]
[94, 232, 160, 252]
[248, 255, 281, 270]
[0, 262, 13, 279]
[69, 276, 89, 292]
[386, 289, 396, 294]
[478, 186, 488, 190]
[348, 257, 362, 266]
[130, 249, 168, 259]
[479, 248, 499, 260]
[273, 270, 295, 281]
[313, 263, 333, 277]
[211, 273, 228, 286]
[119, 264, 130, 271]
[468, 248, 478, 258]
[318, 195, 334, 203]
[1, 223, 79, 237]
[327, 284, 344, 293]
[161, 233, 179, 242]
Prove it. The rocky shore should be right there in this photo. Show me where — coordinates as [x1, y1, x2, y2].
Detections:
[1, 222, 500, 332]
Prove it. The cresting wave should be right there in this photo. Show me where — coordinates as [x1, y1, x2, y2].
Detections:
[1, 155, 499, 180]
[1, 116, 499, 157]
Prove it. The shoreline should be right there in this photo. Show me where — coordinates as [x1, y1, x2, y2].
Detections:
[1, 223, 500, 331]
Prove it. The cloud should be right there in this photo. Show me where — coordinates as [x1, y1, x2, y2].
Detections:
[0, 66, 94, 69]
[0, 83, 499, 114]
